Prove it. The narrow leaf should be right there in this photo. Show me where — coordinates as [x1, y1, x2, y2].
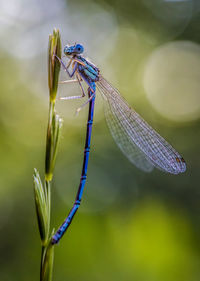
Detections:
[33, 169, 48, 243]
[41, 242, 54, 281]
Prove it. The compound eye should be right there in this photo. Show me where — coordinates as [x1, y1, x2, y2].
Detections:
[76, 44, 84, 53]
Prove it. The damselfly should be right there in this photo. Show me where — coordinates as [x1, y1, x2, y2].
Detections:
[52, 43, 186, 244]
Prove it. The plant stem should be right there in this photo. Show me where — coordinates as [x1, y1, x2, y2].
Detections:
[33, 28, 61, 281]
[40, 245, 46, 280]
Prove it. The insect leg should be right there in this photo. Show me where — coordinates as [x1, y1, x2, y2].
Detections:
[59, 73, 86, 101]
[55, 55, 77, 78]
[76, 83, 96, 114]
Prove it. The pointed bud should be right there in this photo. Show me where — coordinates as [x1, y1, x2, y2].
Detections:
[45, 110, 63, 182]
[48, 29, 61, 102]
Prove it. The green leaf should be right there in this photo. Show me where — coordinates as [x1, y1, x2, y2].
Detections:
[33, 169, 49, 244]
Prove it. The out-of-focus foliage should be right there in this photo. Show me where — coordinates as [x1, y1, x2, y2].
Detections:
[0, 0, 200, 281]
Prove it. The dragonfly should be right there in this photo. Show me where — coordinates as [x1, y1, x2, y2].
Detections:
[51, 43, 186, 244]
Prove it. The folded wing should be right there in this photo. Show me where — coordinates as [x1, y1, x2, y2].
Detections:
[97, 76, 186, 174]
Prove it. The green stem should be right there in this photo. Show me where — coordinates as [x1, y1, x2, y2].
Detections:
[40, 245, 46, 281]
[35, 28, 61, 281]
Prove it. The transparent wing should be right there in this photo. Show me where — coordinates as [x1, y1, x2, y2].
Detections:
[97, 76, 186, 174]
[103, 95, 154, 172]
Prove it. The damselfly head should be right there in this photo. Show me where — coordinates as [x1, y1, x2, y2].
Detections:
[64, 44, 84, 56]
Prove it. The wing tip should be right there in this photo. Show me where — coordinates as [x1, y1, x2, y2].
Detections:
[170, 157, 186, 175]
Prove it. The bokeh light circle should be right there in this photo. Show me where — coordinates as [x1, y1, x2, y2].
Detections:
[143, 41, 200, 122]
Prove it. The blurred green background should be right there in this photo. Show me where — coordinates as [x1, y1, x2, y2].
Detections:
[0, 0, 200, 280]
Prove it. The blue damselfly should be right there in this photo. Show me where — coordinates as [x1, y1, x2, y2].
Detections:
[51, 43, 186, 244]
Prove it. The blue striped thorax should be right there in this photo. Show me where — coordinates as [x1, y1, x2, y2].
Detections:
[77, 56, 100, 82]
